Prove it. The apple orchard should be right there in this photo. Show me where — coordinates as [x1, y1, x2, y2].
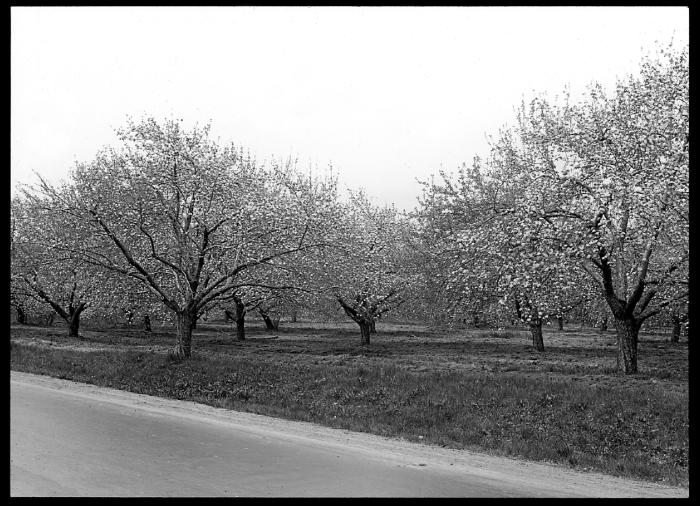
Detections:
[11, 46, 687, 375]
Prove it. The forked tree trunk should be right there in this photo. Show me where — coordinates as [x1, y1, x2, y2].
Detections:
[359, 321, 371, 345]
[529, 321, 545, 352]
[557, 317, 564, 331]
[337, 297, 374, 346]
[16, 307, 27, 325]
[670, 314, 681, 343]
[45, 311, 55, 327]
[175, 311, 195, 358]
[143, 314, 152, 333]
[615, 318, 639, 374]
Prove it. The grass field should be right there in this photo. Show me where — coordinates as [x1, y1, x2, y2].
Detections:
[10, 320, 689, 487]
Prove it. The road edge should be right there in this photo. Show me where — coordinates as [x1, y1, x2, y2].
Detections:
[11, 370, 689, 498]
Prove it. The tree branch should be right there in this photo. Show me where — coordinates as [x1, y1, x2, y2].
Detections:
[89, 210, 178, 311]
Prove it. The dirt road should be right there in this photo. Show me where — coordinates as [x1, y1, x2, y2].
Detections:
[10, 371, 688, 497]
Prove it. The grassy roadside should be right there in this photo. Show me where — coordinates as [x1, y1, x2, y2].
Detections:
[10, 329, 688, 487]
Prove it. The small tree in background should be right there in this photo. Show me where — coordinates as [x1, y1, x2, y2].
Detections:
[316, 191, 413, 345]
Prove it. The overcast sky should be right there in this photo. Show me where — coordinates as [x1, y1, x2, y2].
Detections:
[11, 6, 688, 211]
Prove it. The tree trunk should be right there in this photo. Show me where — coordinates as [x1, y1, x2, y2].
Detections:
[557, 317, 564, 331]
[45, 311, 55, 327]
[529, 321, 544, 351]
[236, 316, 245, 341]
[16, 307, 27, 325]
[235, 301, 246, 341]
[337, 297, 372, 346]
[359, 321, 371, 346]
[175, 311, 195, 358]
[291, 310, 297, 323]
[260, 309, 279, 331]
[599, 317, 608, 332]
[261, 313, 275, 331]
[68, 310, 81, 338]
[514, 299, 523, 320]
[369, 320, 376, 333]
[615, 318, 639, 374]
[143, 314, 152, 333]
[670, 314, 681, 343]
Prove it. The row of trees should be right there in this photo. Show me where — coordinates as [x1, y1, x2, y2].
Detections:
[11, 119, 416, 356]
[415, 45, 688, 373]
[11, 44, 687, 374]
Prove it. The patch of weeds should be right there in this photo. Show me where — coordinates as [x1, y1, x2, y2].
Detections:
[165, 348, 185, 365]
